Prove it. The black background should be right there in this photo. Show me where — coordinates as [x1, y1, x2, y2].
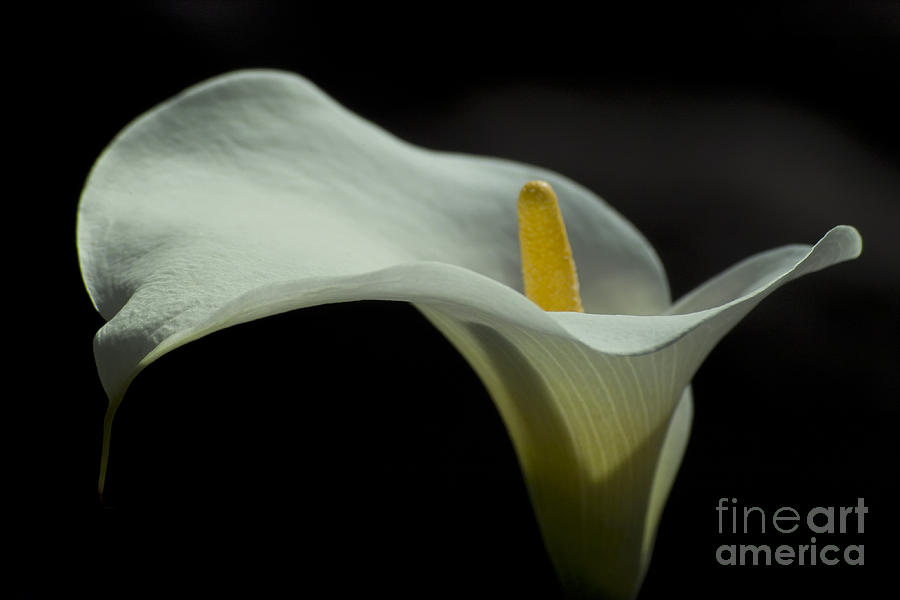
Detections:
[13, 2, 899, 599]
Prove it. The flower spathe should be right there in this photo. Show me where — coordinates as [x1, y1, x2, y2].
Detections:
[77, 70, 862, 599]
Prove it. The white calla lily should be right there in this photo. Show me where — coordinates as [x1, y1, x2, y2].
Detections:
[77, 70, 861, 599]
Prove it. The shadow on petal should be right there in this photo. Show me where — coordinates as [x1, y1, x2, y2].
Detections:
[434, 321, 688, 600]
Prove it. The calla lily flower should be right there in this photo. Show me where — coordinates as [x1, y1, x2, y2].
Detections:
[77, 70, 861, 599]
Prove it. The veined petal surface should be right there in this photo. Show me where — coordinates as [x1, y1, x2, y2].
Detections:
[77, 70, 862, 599]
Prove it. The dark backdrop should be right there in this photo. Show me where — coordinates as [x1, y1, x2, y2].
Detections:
[13, 2, 898, 599]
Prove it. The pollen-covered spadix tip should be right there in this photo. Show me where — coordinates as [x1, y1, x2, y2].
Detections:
[517, 180, 584, 312]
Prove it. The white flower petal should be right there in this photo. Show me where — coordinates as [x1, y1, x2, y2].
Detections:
[77, 70, 862, 599]
[427, 225, 859, 598]
[79, 69, 667, 328]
